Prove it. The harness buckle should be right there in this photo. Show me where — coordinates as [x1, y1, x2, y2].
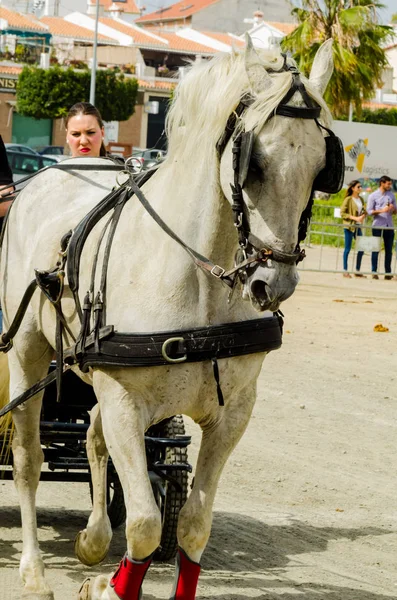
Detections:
[211, 265, 226, 278]
[234, 213, 243, 228]
[0, 336, 13, 353]
[162, 337, 187, 364]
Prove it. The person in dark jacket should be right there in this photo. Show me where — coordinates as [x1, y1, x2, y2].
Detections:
[0, 135, 14, 330]
[0, 135, 14, 230]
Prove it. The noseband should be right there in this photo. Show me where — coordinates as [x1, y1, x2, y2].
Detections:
[216, 59, 336, 274]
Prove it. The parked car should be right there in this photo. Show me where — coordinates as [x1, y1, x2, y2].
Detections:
[41, 153, 68, 163]
[131, 148, 167, 170]
[6, 150, 58, 182]
[5, 143, 39, 155]
[36, 145, 65, 156]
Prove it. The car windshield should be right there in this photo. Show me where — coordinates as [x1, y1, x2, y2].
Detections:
[7, 151, 57, 178]
[42, 147, 64, 155]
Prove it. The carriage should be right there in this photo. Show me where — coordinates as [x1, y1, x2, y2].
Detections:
[0, 362, 192, 562]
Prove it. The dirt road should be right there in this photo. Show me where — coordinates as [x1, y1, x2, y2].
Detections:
[1, 270, 396, 599]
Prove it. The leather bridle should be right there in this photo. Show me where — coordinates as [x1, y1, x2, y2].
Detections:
[216, 60, 325, 279]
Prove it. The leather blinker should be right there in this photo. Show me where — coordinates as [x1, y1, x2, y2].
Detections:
[238, 130, 255, 189]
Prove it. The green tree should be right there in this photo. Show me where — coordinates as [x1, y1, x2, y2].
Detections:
[391, 12, 397, 24]
[16, 66, 138, 121]
[282, 1, 393, 118]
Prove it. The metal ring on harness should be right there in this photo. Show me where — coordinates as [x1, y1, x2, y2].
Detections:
[161, 337, 187, 364]
[115, 169, 130, 188]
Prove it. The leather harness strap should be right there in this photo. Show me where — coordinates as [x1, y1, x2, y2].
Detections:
[127, 176, 237, 288]
[2, 69, 325, 413]
[64, 315, 283, 371]
[216, 60, 322, 271]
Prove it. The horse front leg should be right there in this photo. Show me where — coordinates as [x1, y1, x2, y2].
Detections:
[9, 348, 54, 600]
[78, 370, 161, 600]
[171, 382, 257, 600]
[75, 403, 113, 566]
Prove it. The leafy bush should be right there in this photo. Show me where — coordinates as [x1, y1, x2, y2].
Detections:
[339, 107, 397, 126]
[16, 66, 138, 121]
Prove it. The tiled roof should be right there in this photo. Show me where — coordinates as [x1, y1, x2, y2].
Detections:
[138, 78, 175, 91]
[201, 31, 244, 48]
[363, 101, 397, 109]
[40, 16, 115, 42]
[99, 0, 140, 13]
[265, 21, 297, 35]
[136, 0, 220, 23]
[99, 17, 168, 46]
[0, 65, 22, 75]
[149, 30, 216, 54]
[0, 6, 48, 32]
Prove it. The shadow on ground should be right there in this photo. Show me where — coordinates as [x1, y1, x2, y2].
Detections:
[0, 507, 393, 599]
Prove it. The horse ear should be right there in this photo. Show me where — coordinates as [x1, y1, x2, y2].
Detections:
[309, 39, 334, 96]
[245, 33, 273, 93]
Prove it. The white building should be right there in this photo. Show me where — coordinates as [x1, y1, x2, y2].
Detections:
[243, 11, 296, 49]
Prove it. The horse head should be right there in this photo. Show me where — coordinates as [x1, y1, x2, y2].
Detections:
[218, 38, 339, 311]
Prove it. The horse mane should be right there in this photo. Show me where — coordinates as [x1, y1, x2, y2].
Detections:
[166, 47, 332, 170]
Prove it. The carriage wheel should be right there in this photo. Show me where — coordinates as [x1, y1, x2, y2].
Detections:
[151, 415, 189, 561]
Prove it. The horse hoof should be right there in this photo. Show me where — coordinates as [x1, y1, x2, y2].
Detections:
[75, 530, 109, 566]
[78, 576, 113, 600]
[78, 578, 92, 600]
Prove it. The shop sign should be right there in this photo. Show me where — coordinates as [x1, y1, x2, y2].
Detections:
[145, 101, 159, 115]
[0, 76, 17, 93]
[104, 121, 119, 143]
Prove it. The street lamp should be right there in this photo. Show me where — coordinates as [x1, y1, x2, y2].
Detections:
[89, 0, 100, 105]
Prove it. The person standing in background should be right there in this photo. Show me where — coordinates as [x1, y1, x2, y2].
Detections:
[0, 136, 14, 230]
[340, 180, 366, 278]
[0, 135, 15, 331]
[366, 175, 397, 280]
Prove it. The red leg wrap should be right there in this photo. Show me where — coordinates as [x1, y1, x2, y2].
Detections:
[110, 553, 152, 600]
[170, 547, 201, 600]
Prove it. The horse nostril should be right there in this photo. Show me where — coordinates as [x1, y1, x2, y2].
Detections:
[250, 280, 268, 305]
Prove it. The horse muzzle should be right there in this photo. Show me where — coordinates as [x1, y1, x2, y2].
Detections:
[243, 262, 300, 312]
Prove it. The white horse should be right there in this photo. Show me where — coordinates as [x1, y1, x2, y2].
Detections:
[0, 38, 335, 600]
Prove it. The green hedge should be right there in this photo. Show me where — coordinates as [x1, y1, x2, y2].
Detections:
[339, 107, 397, 126]
[16, 66, 138, 122]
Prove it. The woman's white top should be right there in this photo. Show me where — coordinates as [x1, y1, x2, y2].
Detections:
[353, 197, 363, 214]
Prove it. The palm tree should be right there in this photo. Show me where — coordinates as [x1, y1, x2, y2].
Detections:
[282, 1, 393, 117]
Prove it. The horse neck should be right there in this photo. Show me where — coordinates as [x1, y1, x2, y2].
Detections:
[144, 159, 252, 322]
[150, 158, 233, 259]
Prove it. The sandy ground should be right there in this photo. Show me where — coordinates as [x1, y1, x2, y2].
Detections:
[0, 267, 397, 599]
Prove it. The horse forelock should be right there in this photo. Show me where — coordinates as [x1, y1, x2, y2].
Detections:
[165, 48, 332, 170]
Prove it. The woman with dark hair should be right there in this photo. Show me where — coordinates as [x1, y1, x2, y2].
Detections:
[340, 179, 366, 278]
[65, 102, 107, 158]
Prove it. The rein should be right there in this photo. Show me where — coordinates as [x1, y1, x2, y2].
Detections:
[0, 61, 340, 416]
[0, 161, 284, 416]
